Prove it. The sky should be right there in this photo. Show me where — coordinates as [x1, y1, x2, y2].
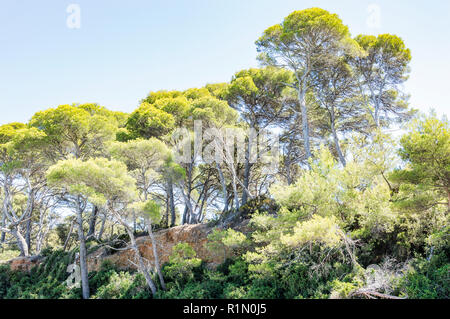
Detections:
[0, 0, 449, 125]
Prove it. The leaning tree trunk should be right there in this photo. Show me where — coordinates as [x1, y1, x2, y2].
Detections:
[63, 219, 74, 251]
[12, 228, 29, 257]
[75, 202, 90, 299]
[2, 182, 30, 256]
[112, 211, 158, 296]
[216, 163, 228, 212]
[179, 184, 197, 224]
[146, 218, 166, 290]
[87, 206, 98, 239]
[127, 227, 157, 296]
[97, 213, 107, 241]
[36, 204, 49, 254]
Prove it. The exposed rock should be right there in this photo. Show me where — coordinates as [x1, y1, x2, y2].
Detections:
[1, 219, 250, 273]
[1, 256, 45, 272]
[87, 220, 250, 272]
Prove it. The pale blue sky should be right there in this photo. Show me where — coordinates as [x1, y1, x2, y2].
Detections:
[0, 0, 449, 125]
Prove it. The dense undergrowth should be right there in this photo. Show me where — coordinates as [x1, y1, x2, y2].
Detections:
[1, 243, 448, 299]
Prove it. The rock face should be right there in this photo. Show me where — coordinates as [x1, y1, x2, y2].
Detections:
[2, 219, 250, 273]
[87, 220, 250, 272]
[2, 256, 44, 272]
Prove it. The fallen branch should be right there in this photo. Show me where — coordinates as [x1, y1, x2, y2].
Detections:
[349, 289, 406, 300]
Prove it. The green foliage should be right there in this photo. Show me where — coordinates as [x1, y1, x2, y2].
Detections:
[0, 123, 47, 175]
[164, 243, 202, 286]
[239, 195, 279, 219]
[391, 114, 450, 210]
[1, 249, 447, 299]
[142, 200, 162, 222]
[225, 67, 293, 128]
[351, 34, 413, 127]
[280, 215, 341, 248]
[93, 271, 149, 299]
[0, 249, 20, 262]
[0, 250, 75, 299]
[206, 228, 249, 263]
[46, 157, 137, 207]
[30, 103, 119, 159]
[397, 252, 450, 299]
[0, 251, 150, 299]
[156, 255, 357, 299]
[109, 138, 171, 172]
[128, 87, 237, 140]
[269, 145, 396, 243]
[0, 7, 447, 301]
[126, 102, 176, 139]
[256, 8, 358, 77]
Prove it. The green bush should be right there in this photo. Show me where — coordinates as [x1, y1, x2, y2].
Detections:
[0, 250, 139, 299]
[163, 243, 203, 286]
[93, 271, 148, 299]
[397, 252, 449, 299]
[0, 249, 20, 262]
[0, 250, 74, 299]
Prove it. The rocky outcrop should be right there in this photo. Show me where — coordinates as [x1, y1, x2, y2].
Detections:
[1, 220, 250, 273]
[1, 255, 45, 272]
[87, 220, 250, 272]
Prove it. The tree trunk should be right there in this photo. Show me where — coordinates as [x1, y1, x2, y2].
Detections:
[374, 104, 380, 127]
[216, 163, 228, 212]
[36, 205, 48, 254]
[2, 182, 30, 256]
[12, 228, 29, 257]
[129, 231, 157, 296]
[75, 202, 90, 299]
[186, 163, 193, 223]
[168, 181, 176, 227]
[87, 206, 98, 239]
[163, 195, 169, 228]
[241, 138, 253, 206]
[97, 213, 107, 241]
[331, 118, 346, 166]
[369, 87, 381, 128]
[146, 218, 166, 290]
[24, 183, 34, 252]
[232, 175, 240, 211]
[180, 185, 196, 224]
[447, 188, 450, 212]
[181, 206, 188, 225]
[285, 157, 294, 185]
[114, 212, 157, 296]
[63, 219, 74, 251]
[0, 211, 6, 243]
[25, 218, 32, 253]
[298, 87, 312, 161]
[1, 182, 10, 243]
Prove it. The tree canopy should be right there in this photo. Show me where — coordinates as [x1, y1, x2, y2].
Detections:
[0, 7, 447, 301]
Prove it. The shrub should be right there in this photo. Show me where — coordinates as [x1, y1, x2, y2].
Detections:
[93, 271, 147, 299]
[397, 252, 450, 299]
[163, 243, 202, 286]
